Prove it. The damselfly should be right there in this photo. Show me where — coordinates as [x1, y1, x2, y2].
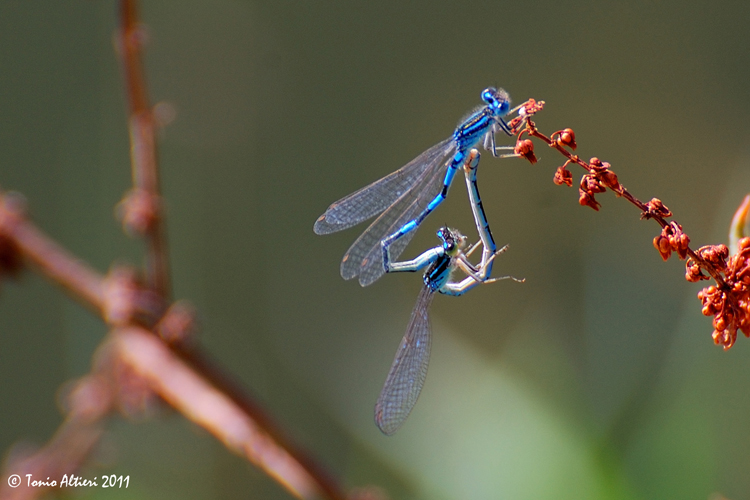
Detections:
[374, 150, 519, 435]
[314, 87, 526, 287]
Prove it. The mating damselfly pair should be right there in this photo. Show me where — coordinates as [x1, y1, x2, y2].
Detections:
[314, 87, 538, 435]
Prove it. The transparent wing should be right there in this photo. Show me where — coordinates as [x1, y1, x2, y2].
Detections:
[313, 138, 454, 235]
[341, 152, 450, 286]
[375, 286, 435, 435]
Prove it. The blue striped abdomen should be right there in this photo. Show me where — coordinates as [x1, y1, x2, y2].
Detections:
[453, 109, 493, 152]
[424, 253, 452, 291]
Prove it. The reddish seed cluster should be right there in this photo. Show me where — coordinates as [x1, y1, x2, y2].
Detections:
[511, 101, 545, 164]
[579, 173, 607, 211]
[642, 198, 673, 219]
[685, 258, 709, 283]
[552, 128, 577, 150]
[522, 98, 546, 116]
[696, 243, 730, 269]
[518, 117, 750, 350]
[686, 245, 729, 284]
[696, 238, 750, 349]
[553, 163, 574, 187]
[688, 244, 730, 285]
[514, 138, 537, 164]
[507, 99, 546, 132]
[544, 149, 621, 211]
[653, 221, 690, 261]
[589, 157, 621, 193]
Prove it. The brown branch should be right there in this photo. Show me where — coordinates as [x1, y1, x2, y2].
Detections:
[117, 0, 171, 299]
[0, 374, 112, 500]
[0, 190, 349, 500]
[1, 2, 356, 498]
[168, 344, 347, 500]
[0, 193, 104, 314]
[112, 327, 337, 500]
[0, 421, 105, 500]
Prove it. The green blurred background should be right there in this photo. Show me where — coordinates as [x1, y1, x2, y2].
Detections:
[2, 1, 750, 499]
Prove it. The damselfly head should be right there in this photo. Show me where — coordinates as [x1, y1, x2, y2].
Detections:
[481, 87, 511, 116]
[437, 227, 467, 255]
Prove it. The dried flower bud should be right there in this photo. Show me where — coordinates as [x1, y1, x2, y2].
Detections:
[733, 253, 750, 281]
[666, 222, 689, 260]
[555, 128, 577, 150]
[676, 233, 690, 259]
[580, 174, 606, 194]
[697, 244, 729, 271]
[715, 315, 727, 332]
[643, 198, 672, 219]
[653, 222, 689, 261]
[712, 325, 737, 349]
[514, 139, 537, 164]
[522, 99, 545, 116]
[508, 99, 546, 132]
[588, 158, 606, 172]
[577, 174, 606, 211]
[698, 285, 721, 313]
[686, 259, 708, 282]
[654, 234, 671, 261]
[716, 245, 729, 261]
[553, 166, 573, 187]
[598, 169, 620, 192]
[578, 190, 601, 211]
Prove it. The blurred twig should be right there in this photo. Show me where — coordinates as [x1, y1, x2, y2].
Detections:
[113, 327, 328, 499]
[0, 373, 111, 500]
[0, 194, 104, 314]
[0, 1, 354, 498]
[0, 193, 348, 500]
[117, 0, 170, 299]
